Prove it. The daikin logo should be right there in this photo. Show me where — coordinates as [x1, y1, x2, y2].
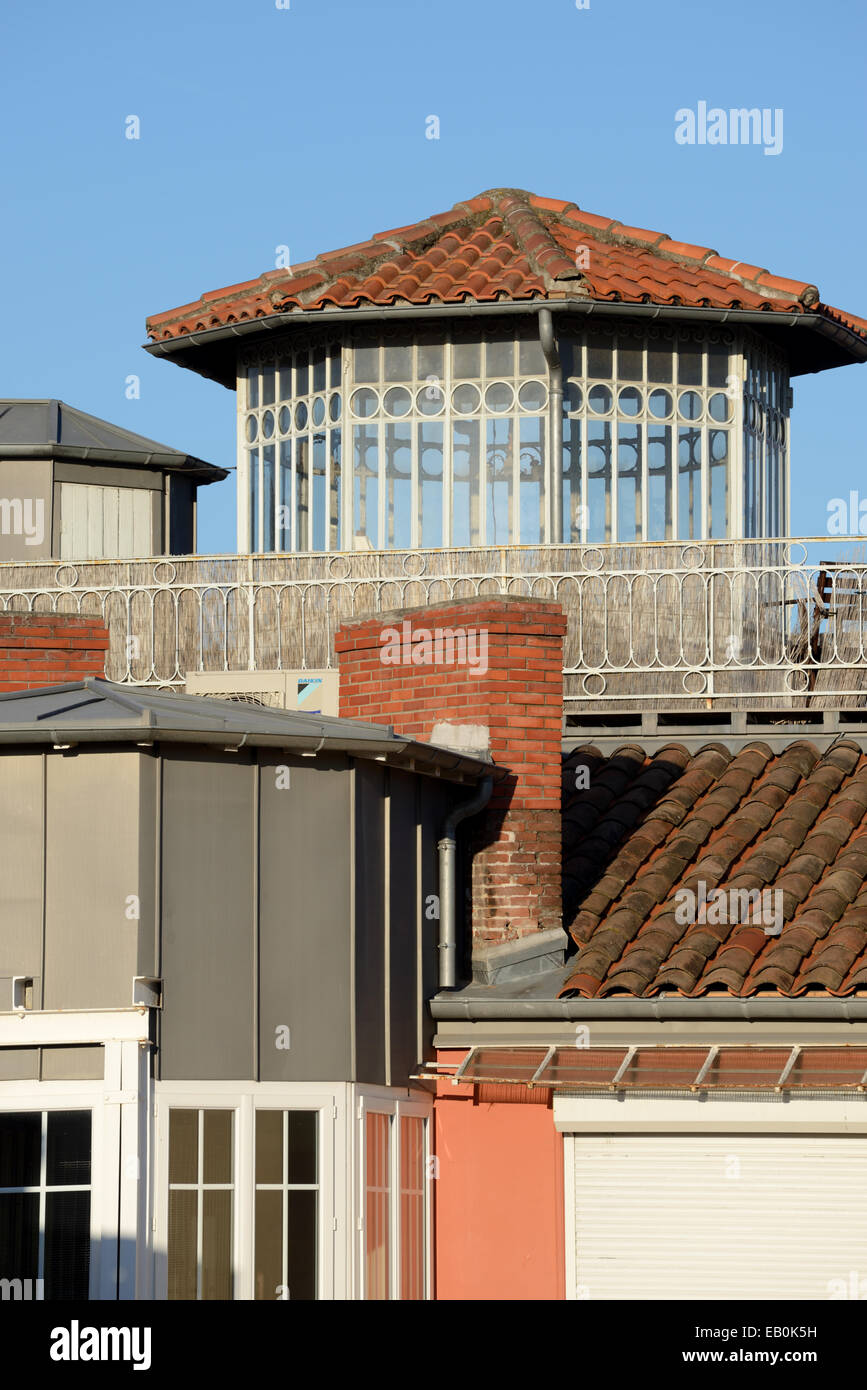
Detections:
[675, 102, 784, 156]
[379, 620, 489, 676]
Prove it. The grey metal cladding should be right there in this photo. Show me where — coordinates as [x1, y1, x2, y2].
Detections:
[354, 761, 386, 1085]
[0, 753, 43, 992]
[258, 753, 352, 1081]
[388, 769, 419, 1086]
[159, 750, 254, 1080]
[419, 781, 449, 1062]
[44, 750, 142, 1009]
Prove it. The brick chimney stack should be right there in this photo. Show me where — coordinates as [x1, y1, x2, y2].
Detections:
[0, 614, 109, 691]
[335, 597, 567, 983]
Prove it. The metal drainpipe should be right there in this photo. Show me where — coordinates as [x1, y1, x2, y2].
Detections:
[539, 308, 563, 545]
[437, 776, 493, 988]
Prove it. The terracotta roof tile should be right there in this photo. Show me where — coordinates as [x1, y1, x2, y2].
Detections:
[146, 187, 867, 353]
[560, 737, 867, 999]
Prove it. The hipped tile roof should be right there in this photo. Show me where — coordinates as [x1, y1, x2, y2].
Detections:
[147, 187, 867, 346]
[561, 738, 867, 999]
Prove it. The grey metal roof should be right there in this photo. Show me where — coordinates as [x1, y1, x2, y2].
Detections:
[0, 678, 492, 781]
[0, 400, 226, 483]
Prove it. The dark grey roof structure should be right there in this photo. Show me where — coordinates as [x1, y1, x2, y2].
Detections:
[0, 399, 226, 482]
[0, 678, 491, 781]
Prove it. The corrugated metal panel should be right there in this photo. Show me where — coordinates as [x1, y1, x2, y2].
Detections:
[570, 1134, 867, 1300]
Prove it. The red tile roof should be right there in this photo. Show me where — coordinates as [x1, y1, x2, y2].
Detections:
[147, 187, 867, 347]
[561, 738, 867, 999]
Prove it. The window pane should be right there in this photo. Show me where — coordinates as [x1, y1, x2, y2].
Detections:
[203, 1111, 233, 1185]
[519, 335, 546, 376]
[452, 420, 481, 546]
[246, 366, 259, 410]
[678, 347, 703, 386]
[678, 426, 702, 539]
[586, 338, 612, 379]
[453, 341, 481, 378]
[248, 448, 259, 551]
[287, 1112, 317, 1187]
[617, 423, 641, 542]
[47, 1111, 91, 1187]
[262, 367, 276, 407]
[330, 429, 342, 550]
[0, 1113, 40, 1188]
[485, 337, 513, 377]
[296, 356, 309, 397]
[168, 1190, 197, 1299]
[709, 430, 729, 538]
[587, 421, 612, 543]
[707, 345, 729, 387]
[417, 342, 444, 381]
[263, 445, 276, 552]
[647, 347, 672, 382]
[648, 425, 673, 541]
[353, 424, 379, 548]
[169, 1110, 198, 1185]
[486, 417, 513, 545]
[519, 417, 544, 545]
[365, 1113, 390, 1300]
[418, 423, 443, 548]
[0, 1193, 39, 1283]
[400, 1117, 425, 1301]
[286, 1189, 317, 1301]
[312, 350, 327, 393]
[279, 441, 292, 550]
[202, 1191, 233, 1300]
[44, 1191, 90, 1300]
[384, 344, 412, 382]
[296, 437, 310, 550]
[384, 424, 411, 548]
[256, 1111, 283, 1185]
[617, 345, 643, 381]
[354, 346, 379, 384]
[311, 434, 327, 551]
[563, 417, 582, 542]
[255, 1189, 282, 1300]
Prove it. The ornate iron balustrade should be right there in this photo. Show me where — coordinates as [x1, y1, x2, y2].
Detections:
[0, 540, 865, 709]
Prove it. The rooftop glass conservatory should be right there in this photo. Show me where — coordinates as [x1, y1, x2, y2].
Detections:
[239, 317, 790, 554]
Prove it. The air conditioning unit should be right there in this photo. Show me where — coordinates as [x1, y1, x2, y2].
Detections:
[184, 669, 339, 715]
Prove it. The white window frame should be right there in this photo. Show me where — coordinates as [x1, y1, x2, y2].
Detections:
[154, 1081, 343, 1301]
[356, 1087, 433, 1301]
[0, 1083, 109, 1301]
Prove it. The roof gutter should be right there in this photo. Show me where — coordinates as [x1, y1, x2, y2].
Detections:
[143, 300, 867, 373]
[0, 444, 226, 481]
[431, 996, 867, 1021]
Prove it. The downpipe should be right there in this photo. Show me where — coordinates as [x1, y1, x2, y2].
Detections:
[437, 776, 493, 988]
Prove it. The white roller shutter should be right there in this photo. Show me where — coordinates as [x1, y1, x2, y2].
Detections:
[568, 1133, 867, 1300]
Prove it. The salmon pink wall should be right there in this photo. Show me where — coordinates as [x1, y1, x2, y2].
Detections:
[434, 1052, 565, 1300]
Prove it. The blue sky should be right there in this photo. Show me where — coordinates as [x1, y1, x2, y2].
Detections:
[1, 0, 864, 552]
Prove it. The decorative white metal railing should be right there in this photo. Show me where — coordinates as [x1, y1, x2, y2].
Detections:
[0, 539, 866, 708]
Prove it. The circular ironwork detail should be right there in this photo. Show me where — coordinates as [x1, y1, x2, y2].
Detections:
[682, 670, 707, 695]
[54, 566, 79, 588]
[582, 672, 606, 697]
[153, 562, 177, 586]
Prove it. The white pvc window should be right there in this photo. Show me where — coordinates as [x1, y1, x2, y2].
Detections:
[253, 1108, 319, 1300]
[0, 1109, 92, 1300]
[167, 1108, 235, 1300]
[359, 1094, 430, 1301]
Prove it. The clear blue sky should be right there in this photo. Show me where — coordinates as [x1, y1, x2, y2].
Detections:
[1, 0, 864, 553]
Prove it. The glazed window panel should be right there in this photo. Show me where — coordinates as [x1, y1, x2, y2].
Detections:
[364, 1112, 390, 1301]
[167, 1108, 235, 1302]
[563, 416, 583, 542]
[677, 426, 702, 540]
[487, 416, 514, 545]
[254, 1110, 319, 1302]
[0, 1110, 92, 1302]
[399, 1116, 425, 1301]
[519, 416, 545, 545]
[418, 422, 443, 548]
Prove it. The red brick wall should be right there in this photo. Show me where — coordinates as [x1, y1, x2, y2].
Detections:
[335, 597, 566, 946]
[0, 614, 109, 691]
